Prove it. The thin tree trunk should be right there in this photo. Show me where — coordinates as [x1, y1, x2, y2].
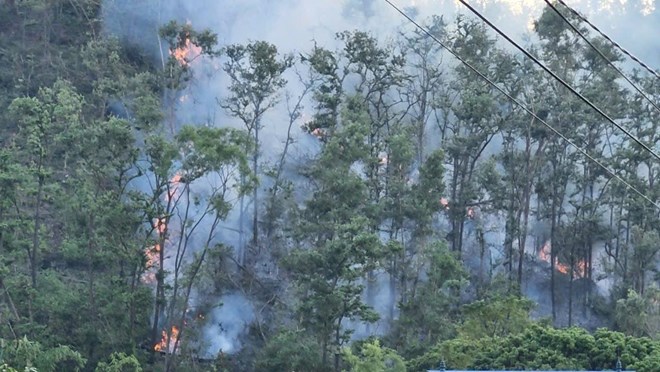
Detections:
[568, 246, 574, 327]
[252, 118, 260, 249]
[30, 164, 45, 288]
[550, 201, 557, 323]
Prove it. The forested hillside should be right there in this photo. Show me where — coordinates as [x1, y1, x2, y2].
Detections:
[0, 0, 658, 371]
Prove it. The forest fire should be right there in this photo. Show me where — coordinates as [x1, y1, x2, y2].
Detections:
[538, 241, 587, 278]
[154, 217, 167, 234]
[168, 172, 183, 202]
[146, 244, 161, 268]
[439, 197, 449, 209]
[154, 326, 180, 354]
[437, 198, 475, 218]
[310, 127, 325, 139]
[170, 36, 202, 66]
[142, 173, 184, 284]
[142, 243, 161, 284]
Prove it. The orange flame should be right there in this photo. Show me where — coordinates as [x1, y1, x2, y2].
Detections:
[168, 173, 183, 202]
[154, 326, 180, 353]
[154, 218, 167, 234]
[575, 259, 587, 278]
[142, 243, 161, 283]
[170, 37, 202, 66]
[146, 244, 161, 268]
[538, 241, 587, 278]
[310, 127, 325, 139]
[539, 241, 551, 262]
[142, 173, 183, 284]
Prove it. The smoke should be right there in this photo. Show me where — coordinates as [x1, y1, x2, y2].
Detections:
[101, 0, 658, 354]
[200, 293, 255, 357]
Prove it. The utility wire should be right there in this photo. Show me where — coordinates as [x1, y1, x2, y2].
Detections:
[543, 0, 660, 114]
[381, 0, 660, 210]
[555, 0, 660, 80]
[456, 0, 660, 163]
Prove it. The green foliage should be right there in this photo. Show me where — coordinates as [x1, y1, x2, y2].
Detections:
[411, 325, 660, 372]
[287, 216, 384, 357]
[0, 337, 85, 372]
[458, 295, 534, 339]
[94, 353, 142, 372]
[0, 364, 37, 372]
[615, 287, 660, 338]
[221, 40, 293, 133]
[2, 2, 660, 371]
[391, 241, 466, 356]
[176, 125, 253, 187]
[342, 340, 406, 372]
[407, 337, 485, 371]
[158, 21, 220, 90]
[254, 330, 324, 372]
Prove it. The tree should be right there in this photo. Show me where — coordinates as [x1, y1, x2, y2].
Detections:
[134, 125, 252, 371]
[221, 40, 293, 263]
[390, 241, 466, 357]
[458, 295, 534, 340]
[411, 325, 660, 372]
[0, 337, 85, 372]
[95, 353, 142, 372]
[254, 330, 324, 372]
[8, 80, 82, 288]
[342, 339, 405, 372]
[442, 16, 513, 256]
[615, 287, 660, 338]
[285, 104, 391, 371]
[400, 15, 448, 162]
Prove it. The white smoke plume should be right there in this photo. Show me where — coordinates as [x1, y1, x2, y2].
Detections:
[102, 0, 658, 354]
[201, 293, 255, 358]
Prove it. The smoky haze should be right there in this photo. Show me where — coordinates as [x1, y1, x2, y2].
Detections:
[101, 0, 658, 357]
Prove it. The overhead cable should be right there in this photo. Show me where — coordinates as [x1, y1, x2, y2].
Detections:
[555, 0, 660, 80]
[456, 0, 660, 163]
[381, 0, 660, 210]
[542, 0, 660, 114]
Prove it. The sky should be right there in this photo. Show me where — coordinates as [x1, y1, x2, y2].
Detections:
[102, 0, 659, 161]
[102, 0, 659, 66]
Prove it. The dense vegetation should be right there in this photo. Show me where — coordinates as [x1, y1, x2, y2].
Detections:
[0, 1, 658, 371]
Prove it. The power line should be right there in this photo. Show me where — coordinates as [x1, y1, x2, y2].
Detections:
[543, 0, 660, 114]
[456, 0, 660, 163]
[381, 0, 660, 210]
[555, 0, 660, 80]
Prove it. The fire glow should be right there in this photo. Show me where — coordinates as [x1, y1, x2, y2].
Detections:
[539, 241, 587, 278]
[142, 173, 184, 284]
[170, 36, 202, 66]
[310, 127, 325, 139]
[154, 325, 180, 353]
[168, 173, 183, 202]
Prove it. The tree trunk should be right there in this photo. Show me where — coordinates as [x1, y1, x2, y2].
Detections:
[252, 118, 260, 249]
[550, 195, 557, 323]
[30, 170, 45, 288]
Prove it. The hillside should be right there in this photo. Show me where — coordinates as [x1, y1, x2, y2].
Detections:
[0, 1, 658, 371]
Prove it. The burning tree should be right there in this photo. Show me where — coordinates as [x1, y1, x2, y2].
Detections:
[158, 20, 220, 135]
[137, 125, 252, 366]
